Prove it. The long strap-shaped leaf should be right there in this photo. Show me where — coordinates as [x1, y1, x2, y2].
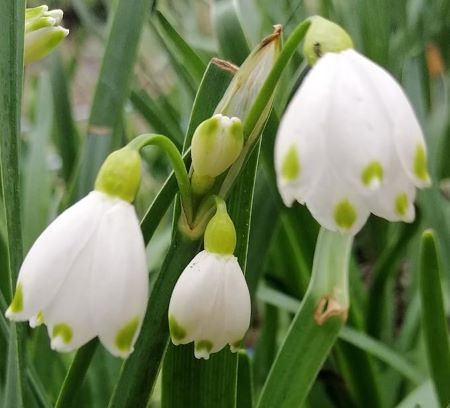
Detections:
[76, 0, 155, 197]
[0, 1, 26, 406]
[419, 230, 450, 407]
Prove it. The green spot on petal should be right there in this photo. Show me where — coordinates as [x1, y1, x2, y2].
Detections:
[36, 312, 44, 325]
[281, 146, 300, 181]
[52, 323, 73, 344]
[395, 193, 409, 217]
[413, 144, 429, 182]
[361, 161, 383, 187]
[169, 315, 186, 342]
[10, 283, 24, 313]
[115, 317, 139, 352]
[334, 200, 357, 230]
[195, 340, 213, 353]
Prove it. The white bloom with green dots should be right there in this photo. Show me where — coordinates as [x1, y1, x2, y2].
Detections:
[6, 148, 148, 358]
[275, 48, 431, 235]
[168, 202, 250, 359]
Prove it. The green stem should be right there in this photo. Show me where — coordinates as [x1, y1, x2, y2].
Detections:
[257, 228, 353, 407]
[54, 339, 98, 408]
[128, 133, 193, 223]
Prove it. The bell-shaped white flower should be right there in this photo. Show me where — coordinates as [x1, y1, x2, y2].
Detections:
[168, 201, 250, 359]
[6, 148, 148, 358]
[275, 47, 431, 235]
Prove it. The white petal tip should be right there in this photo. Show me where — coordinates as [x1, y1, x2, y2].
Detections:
[5, 308, 13, 319]
[229, 345, 239, 353]
[194, 350, 210, 360]
[50, 337, 71, 352]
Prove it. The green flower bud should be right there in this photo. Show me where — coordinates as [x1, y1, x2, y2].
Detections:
[94, 147, 141, 203]
[204, 204, 236, 255]
[191, 114, 244, 178]
[24, 6, 68, 65]
[303, 16, 353, 66]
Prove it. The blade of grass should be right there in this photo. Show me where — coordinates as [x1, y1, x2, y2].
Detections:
[237, 351, 254, 408]
[153, 10, 206, 84]
[76, 0, 155, 197]
[0, 1, 26, 406]
[419, 230, 450, 407]
[50, 52, 79, 182]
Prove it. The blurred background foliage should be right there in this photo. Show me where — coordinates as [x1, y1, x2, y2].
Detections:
[1, 0, 450, 407]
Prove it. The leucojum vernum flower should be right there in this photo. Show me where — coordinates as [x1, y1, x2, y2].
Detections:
[168, 199, 251, 359]
[275, 16, 431, 235]
[6, 148, 149, 358]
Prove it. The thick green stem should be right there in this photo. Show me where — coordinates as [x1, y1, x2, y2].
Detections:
[257, 228, 353, 408]
[128, 133, 193, 223]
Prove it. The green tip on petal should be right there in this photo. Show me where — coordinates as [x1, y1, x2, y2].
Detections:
[395, 193, 409, 217]
[195, 340, 213, 359]
[361, 161, 384, 188]
[303, 16, 354, 65]
[413, 144, 430, 184]
[52, 323, 73, 344]
[281, 145, 301, 181]
[334, 199, 357, 230]
[115, 317, 139, 353]
[9, 283, 24, 314]
[204, 204, 237, 255]
[95, 147, 141, 202]
[169, 315, 187, 343]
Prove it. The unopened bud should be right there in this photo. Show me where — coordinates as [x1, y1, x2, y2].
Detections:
[24, 6, 68, 65]
[303, 16, 353, 66]
[191, 114, 243, 178]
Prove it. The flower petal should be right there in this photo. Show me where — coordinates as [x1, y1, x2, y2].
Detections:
[275, 53, 337, 205]
[89, 201, 149, 358]
[5, 192, 111, 322]
[345, 50, 430, 187]
[222, 257, 250, 350]
[306, 168, 370, 235]
[168, 251, 220, 347]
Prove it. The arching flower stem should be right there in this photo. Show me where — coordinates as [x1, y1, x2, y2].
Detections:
[128, 134, 193, 224]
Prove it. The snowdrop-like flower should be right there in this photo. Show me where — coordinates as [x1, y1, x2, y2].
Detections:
[275, 17, 430, 235]
[168, 201, 250, 359]
[6, 147, 148, 358]
[24, 5, 69, 65]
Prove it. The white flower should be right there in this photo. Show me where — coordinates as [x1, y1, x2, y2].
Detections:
[6, 191, 148, 358]
[168, 250, 251, 359]
[275, 48, 431, 235]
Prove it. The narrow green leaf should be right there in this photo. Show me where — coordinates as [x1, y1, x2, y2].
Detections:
[153, 11, 206, 83]
[23, 73, 54, 250]
[395, 380, 439, 408]
[50, 52, 79, 182]
[213, 0, 250, 64]
[76, 0, 154, 197]
[237, 351, 253, 408]
[55, 339, 98, 408]
[0, 1, 26, 406]
[419, 229, 450, 407]
[258, 285, 425, 384]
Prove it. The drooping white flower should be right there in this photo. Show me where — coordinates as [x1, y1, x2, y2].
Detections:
[168, 201, 251, 359]
[6, 148, 148, 358]
[275, 48, 431, 235]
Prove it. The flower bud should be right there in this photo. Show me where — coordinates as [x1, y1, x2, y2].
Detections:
[303, 16, 353, 66]
[24, 5, 69, 65]
[95, 147, 142, 203]
[191, 114, 243, 178]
